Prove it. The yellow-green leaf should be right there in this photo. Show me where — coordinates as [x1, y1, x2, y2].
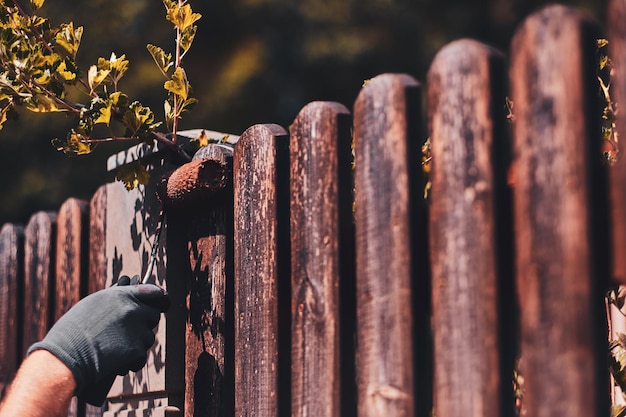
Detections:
[166, 3, 201, 32]
[116, 161, 150, 190]
[600, 55, 609, 70]
[180, 25, 197, 53]
[56, 59, 77, 81]
[88, 64, 110, 92]
[55, 22, 83, 58]
[30, 0, 45, 10]
[94, 102, 112, 125]
[147, 44, 173, 75]
[25, 94, 63, 112]
[164, 67, 189, 100]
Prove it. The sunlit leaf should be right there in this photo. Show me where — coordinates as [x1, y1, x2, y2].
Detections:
[30, 0, 45, 10]
[600, 55, 609, 71]
[180, 25, 197, 53]
[56, 58, 77, 81]
[55, 22, 83, 58]
[166, 3, 201, 32]
[94, 101, 112, 125]
[116, 161, 150, 190]
[147, 44, 173, 75]
[123, 101, 159, 135]
[88, 64, 110, 92]
[25, 94, 64, 112]
[164, 67, 189, 100]
[164, 99, 174, 130]
[52, 130, 92, 156]
[598, 38, 609, 49]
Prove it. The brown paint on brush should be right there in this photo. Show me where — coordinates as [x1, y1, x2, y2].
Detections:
[157, 144, 233, 210]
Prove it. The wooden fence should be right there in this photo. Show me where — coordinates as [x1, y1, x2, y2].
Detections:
[1, 2, 626, 417]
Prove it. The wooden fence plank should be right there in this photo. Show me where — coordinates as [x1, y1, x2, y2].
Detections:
[427, 39, 506, 417]
[608, 0, 626, 285]
[0, 224, 24, 398]
[234, 124, 290, 417]
[101, 174, 176, 417]
[177, 144, 235, 417]
[289, 102, 354, 417]
[55, 198, 90, 320]
[55, 198, 89, 417]
[510, 5, 606, 417]
[353, 74, 420, 417]
[22, 211, 57, 356]
[89, 186, 108, 295]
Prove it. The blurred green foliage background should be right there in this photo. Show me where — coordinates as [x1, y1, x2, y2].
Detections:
[0, 0, 608, 226]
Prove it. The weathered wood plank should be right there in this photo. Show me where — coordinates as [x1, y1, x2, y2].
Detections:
[176, 144, 235, 417]
[233, 124, 290, 417]
[289, 101, 354, 417]
[22, 212, 57, 355]
[427, 39, 506, 417]
[608, 0, 626, 285]
[353, 74, 420, 417]
[55, 198, 89, 417]
[89, 186, 108, 295]
[510, 5, 606, 417]
[55, 198, 90, 320]
[0, 224, 24, 398]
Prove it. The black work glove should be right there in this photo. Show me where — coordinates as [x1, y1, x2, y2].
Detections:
[28, 275, 170, 404]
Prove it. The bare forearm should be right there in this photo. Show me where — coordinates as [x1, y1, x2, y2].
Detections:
[0, 350, 76, 417]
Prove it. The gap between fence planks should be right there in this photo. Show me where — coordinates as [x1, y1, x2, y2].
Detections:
[289, 101, 355, 417]
[234, 124, 291, 417]
[510, 5, 608, 417]
[353, 73, 421, 417]
[428, 38, 507, 417]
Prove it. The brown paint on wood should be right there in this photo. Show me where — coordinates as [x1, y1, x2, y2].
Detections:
[55, 198, 89, 320]
[22, 211, 57, 354]
[0, 224, 24, 397]
[353, 74, 420, 417]
[179, 144, 235, 417]
[427, 39, 505, 417]
[608, 0, 626, 284]
[289, 101, 353, 417]
[234, 124, 290, 417]
[510, 5, 605, 417]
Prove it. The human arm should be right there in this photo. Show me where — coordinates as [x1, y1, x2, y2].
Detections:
[0, 279, 169, 415]
[0, 350, 75, 417]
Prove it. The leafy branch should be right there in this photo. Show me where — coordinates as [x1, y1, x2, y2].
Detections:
[0, 0, 201, 189]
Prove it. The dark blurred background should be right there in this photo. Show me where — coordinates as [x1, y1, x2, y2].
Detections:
[0, 0, 608, 226]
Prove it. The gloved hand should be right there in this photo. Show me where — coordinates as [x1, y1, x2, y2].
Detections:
[27, 275, 170, 404]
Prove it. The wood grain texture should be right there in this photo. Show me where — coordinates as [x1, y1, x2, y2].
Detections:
[427, 39, 505, 417]
[233, 124, 290, 417]
[289, 102, 353, 417]
[510, 5, 605, 417]
[0, 224, 24, 398]
[22, 211, 57, 355]
[89, 186, 108, 295]
[180, 144, 234, 417]
[55, 198, 89, 320]
[353, 74, 420, 417]
[608, 0, 626, 284]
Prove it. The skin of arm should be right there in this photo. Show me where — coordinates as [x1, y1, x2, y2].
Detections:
[0, 350, 76, 417]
